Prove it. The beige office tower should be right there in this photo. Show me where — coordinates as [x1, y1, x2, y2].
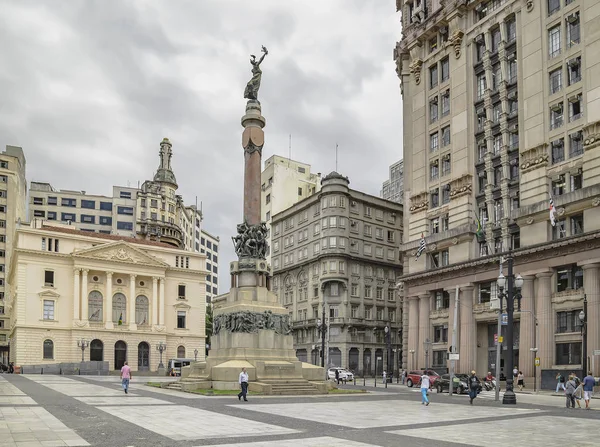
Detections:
[0, 146, 27, 364]
[394, 0, 600, 383]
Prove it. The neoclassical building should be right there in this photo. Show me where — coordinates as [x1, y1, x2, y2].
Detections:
[7, 220, 207, 371]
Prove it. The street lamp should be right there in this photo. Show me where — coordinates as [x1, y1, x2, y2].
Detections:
[409, 349, 416, 370]
[385, 325, 392, 382]
[156, 341, 167, 371]
[77, 339, 89, 362]
[317, 317, 327, 369]
[194, 348, 198, 362]
[579, 294, 588, 375]
[497, 255, 523, 405]
[423, 338, 431, 370]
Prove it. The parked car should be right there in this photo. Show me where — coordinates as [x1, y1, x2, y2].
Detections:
[436, 374, 483, 394]
[405, 369, 440, 388]
[327, 367, 354, 382]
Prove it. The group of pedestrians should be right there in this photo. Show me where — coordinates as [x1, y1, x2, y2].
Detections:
[420, 370, 483, 406]
[559, 371, 595, 409]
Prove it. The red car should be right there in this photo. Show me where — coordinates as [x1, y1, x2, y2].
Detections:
[405, 369, 440, 387]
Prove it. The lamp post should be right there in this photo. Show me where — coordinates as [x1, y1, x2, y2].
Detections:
[77, 339, 89, 362]
[156, 341, 167, 372]
[194, 348, 198, 362]
[579, 294, 588, 375]
[409, 349, 416, 370]
[496, 255, 523, 405]
[423, 338, 431, 370]
[385, 325, 392, 382]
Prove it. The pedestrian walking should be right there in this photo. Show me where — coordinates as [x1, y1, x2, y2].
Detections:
[574, 380, 583, 408]
[120, 361, 131, 394]
[238, 367, 249, 401]
[468, 370, 480, 405]
[556, 372, 566, 392]
[565, 375, 577, 408]
[420, 373, 431, 406]
[8, 362, 14, 374]
[401, 369, 407, 385]
[335, 369, 340, 385]
[382, 370, 387, 384]
[583, 371, 595, 410]
[517, 371, 525, 391]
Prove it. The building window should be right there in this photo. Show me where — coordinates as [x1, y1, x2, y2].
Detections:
[571, 171, 583, 191]
[99, 202, 112, 211]
[556, 342, 581, 365]
[112, 293, 126, 323]
[567, 13, 580, 47]
[494, 165, 503, 186]
[61, 213, 76, 222]
[440, 57, 449, 82]
[32, 197, 44, 205]
[441, 153, 451, 176]
[507, 56, 517, 84]
[551, 139, 565, 164]
[548, 0, 560, 15]
[434, 290, 450, 310]
[266, 194, 270, 204]
[434, 325, 448, 343]
[492, 63, 502, 90]
[441, 184, 450, 204]
[553, 219, 567, 240]
[99, 216, 112, 226]
[430, 132, 439, 152]
[556, 265, 583, 292]
[117, 221, 133, 231]
[117, 206, 134, 215]
[569, 131, 583, 157]
[177, 311, 186, 329]
[477, 73, 487, 100]
[429, 36, 438, 53]
[556, 310, 583, 334]
[44, 270, 54, 287]
[506, 17, 516, 42]
[430, 64, 438, 89]
[568, 57, 581, 85]
[430, 189, 439, 208]
[430, 161, 439, 180]
[81, 200, 95, 209]
[570, 214, 584, 235]
[476, 39, 486, 62]
[88, 291, 103, 321]
[33, 210, 45, 218]
[479, 282, 497, 303]
[43, 300, 55, 320]
[548, 25, 561, 58]
[441, 90, 450, 116]
[494, 199, 504, 222]
[492, 103, 502, 124]
[491, 27, 501, 53]
[43, 339, 54, 359]
[569, 94, 582, 122]
[429, 97, 439, 123]
[135, 295, 149, 324]
[549, 68, 562, 94]
[61, 198, 77, 207]
[441, 126, 450, 147]
[365, 285, 372, 298]
[81, 215, 95, 224]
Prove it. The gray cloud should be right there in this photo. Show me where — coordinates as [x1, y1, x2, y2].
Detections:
[0, 0, 403, 292]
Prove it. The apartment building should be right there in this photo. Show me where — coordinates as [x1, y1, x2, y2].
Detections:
[394, 0, 600, 385]
[200, 229, 220, 304]
[7, 220, 206, 370]
[0, 146, 27, 365]
[29, 138, 217, 305]
[261, 155, 321, 266]
[271, 171, 403, 375]
[381, 159, 405, 204]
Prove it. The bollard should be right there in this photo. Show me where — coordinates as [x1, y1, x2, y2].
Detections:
[354, 377, 356, 386]
[41, 368, 44, 375]
[374, 376, 376, 388]
[60, 368, 62, 375]
[385, 379, 388, 389]
[363, 376, 366, 386]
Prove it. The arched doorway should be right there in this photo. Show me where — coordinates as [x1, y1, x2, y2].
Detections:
[177, 345, 185, 358]
[114, 340, 127, 370]
[138, 342, 149, 371]
[363, 348, 372, 376]
[90, 339, 103, 361]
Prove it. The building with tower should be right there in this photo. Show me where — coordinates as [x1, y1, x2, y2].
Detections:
[381, 159, 404, 204]
[394, 0, 600, 384]
[271, 172, 404, 375]
[261, 155, 321, 266]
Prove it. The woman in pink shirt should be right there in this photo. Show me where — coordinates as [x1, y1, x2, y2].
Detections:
[120, 361, 132, 394]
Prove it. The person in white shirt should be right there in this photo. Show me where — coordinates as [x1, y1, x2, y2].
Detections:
[238, 367, 249, 401]
[420, 374, 431, 406]
[382, 370, 387, 384]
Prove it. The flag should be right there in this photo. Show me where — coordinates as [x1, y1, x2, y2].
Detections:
[90, 309, 100, 320]
[118, 313, 123, 326]
[415, 233, 426, 260]
[549, 197, 557, 227]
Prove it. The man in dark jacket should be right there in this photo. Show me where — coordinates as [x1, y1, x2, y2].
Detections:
[335, 369, 340, 385]
[468, 370, 480, 405]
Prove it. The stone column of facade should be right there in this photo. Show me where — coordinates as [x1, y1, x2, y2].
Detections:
[159, 278, 165, 326]
[519, 276, 536, 377]
[535, 272, 554, 374]
[151, 276, 159, 326]
[402, 294, 409, 370]
[129, 274, 137, 329]
[73, 268, 80, 321]
[80, 269, 89, 322]
[459, 286, 475, 373]
[446, 287, 460, 371]
[407, 296, 420, 370]
[418, 294, 430, 369]
[105, 272, 113, 329]
[583, 263, 600, 375]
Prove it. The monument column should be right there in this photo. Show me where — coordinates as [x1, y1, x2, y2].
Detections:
[241, 108, 266, 225]
[407, 296, 419, 370]
[105, 272, 113, 329]
[417, 294, 430, 369]
[73, 268, 80, 321]
[80, 269, 89, 322]
[535, 272, 554, 374]
[459, 286, 476, 373]
[519, 276, 536, 377]
[582, 263, 600, 375]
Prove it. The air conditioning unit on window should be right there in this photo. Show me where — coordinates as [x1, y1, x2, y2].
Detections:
[507, 91, 517, 100]
[478, 171, 487, 178]
[475, 33, 485, 44]
[476, 107, 485, 117]
[566, 13, 579, 23]
[550, 103, 563, 112]
[509, 124, 518, 133]
[568, 57, 580, 67]
[431, 96, 438, 104]
[351, 200, 357, 207]
[568, 94, 581, 103]
[444, 184, 451, 191]
[509, 159, 518, 166]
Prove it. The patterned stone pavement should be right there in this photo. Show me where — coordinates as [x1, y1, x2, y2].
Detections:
[0, 374, 598, 447]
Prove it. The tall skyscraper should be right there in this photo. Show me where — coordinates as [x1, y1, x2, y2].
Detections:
[381, 159, 404, 204]
[394, 0, 600, 380]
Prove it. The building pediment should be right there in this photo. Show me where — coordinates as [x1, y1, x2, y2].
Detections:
[72, 241, 168, 268]
[173, 302, 191, 310]
[38, 289, 60, 299]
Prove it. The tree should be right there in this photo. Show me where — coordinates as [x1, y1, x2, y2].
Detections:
[205, 305, 213, 353]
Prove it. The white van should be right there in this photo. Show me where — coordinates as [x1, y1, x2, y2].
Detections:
[167, 358, 194, 376]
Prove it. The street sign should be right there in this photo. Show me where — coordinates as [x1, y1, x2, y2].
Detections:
[501, 313, 508, 325]
[494, 334, 498, 343]
[593, 350, 600, 356]
[449, 353, 460, 360]
[535, 357, 540, 366]
[498, 336, 504, 343]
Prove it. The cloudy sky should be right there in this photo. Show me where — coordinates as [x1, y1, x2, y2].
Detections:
[0, 0, 403, 291]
